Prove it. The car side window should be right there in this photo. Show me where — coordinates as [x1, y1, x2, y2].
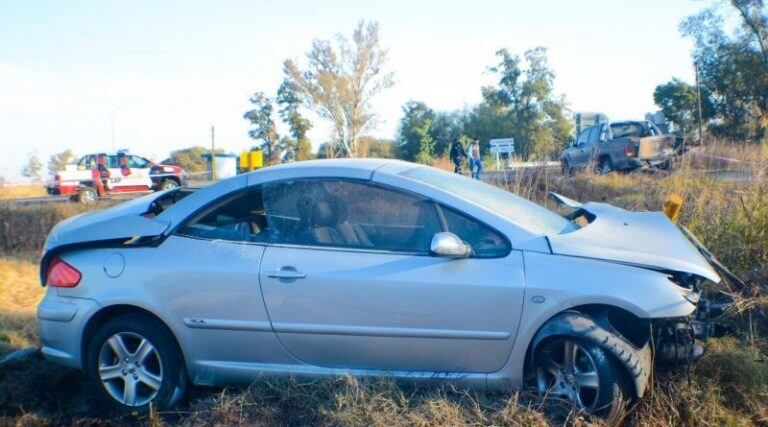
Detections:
[263, 179, 442, 253]
[586, 127, 599, 145]
[439, 206, 510, 258]
[106, 155, 120, 169]
[576, 128, 589, 145]
[128, 156, 150, 168]
[177, 189, 270, 243]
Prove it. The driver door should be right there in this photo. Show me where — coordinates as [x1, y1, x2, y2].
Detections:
[258, 178, 525, 374]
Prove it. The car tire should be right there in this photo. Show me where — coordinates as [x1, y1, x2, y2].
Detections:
[158, 179, 178, 191]
[597, 158, 612, 175]
[534, 336, 631, 421]
[561, 160, 572, 175]
[86, 314, 187, 414]
[76, 186, 98, 204]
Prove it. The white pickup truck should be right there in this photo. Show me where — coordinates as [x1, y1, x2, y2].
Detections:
[47, 152, 188, 203]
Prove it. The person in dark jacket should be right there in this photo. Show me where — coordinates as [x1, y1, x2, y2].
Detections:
[450, 140, 467, 174]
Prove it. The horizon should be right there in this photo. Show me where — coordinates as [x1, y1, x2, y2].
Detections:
[1, 0, 707, 181]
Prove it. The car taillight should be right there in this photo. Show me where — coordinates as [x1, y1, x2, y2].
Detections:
[47, 257, 81, 287]
[625, 142, 637, 157]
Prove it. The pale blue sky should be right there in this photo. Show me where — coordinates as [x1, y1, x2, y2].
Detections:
[1, 0, 709, 180]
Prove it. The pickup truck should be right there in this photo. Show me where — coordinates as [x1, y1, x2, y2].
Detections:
[47, 152, 188, 203]
[561, 121, 680, 174]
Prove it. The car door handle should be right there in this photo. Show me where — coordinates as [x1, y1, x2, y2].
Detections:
[266, 270, 306, 280]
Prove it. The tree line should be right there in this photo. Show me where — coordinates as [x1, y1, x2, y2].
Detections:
[244, 21, 572, 165]
[654, 0, 768, 143]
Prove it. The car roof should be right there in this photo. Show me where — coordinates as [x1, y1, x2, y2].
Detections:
[251, 157, 410, 173]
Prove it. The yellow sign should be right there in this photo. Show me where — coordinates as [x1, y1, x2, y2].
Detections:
[663, 194, 683, 222]
[239, 150, 264, 172]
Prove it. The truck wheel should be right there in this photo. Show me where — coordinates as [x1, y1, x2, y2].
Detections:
[158, 179, 178, 191]
[86, 314, 187, 413]
[77, 187, 98, 204]
[534, 336, 631, 421]
[561, 160, 572, 175]
[597, 158, 612, 175]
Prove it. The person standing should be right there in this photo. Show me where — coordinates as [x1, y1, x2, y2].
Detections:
[468, 140, 483, 179]
[450, 140, 467, 174]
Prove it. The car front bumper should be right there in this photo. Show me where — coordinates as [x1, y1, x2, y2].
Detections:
[37, 291, 101, 370]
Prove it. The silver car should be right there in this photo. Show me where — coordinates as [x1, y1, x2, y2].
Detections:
[37, 159, 725, 419]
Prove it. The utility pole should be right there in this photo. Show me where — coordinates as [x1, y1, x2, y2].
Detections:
[695, 61, 705, 147]
[211, 126, 217, 182]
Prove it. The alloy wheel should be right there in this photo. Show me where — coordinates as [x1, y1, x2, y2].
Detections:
[98, 332, 164, 407]
[535, 338, 600, 410]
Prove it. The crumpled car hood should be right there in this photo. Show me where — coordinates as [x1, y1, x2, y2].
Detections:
[44, 191, 171, 252]
[547, 200, 721, 283]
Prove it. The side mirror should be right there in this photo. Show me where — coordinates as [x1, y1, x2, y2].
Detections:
[430, 232, 472, 259]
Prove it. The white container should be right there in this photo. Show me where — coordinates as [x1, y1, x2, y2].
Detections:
[201, 153, 237, 180]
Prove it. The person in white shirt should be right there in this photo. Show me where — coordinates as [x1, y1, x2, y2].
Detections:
[468, 141, 482, 179]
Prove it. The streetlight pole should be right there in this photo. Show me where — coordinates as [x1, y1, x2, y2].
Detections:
[110, 97, 138, 150]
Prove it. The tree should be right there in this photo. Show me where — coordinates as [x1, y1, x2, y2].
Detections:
[21, 153, 43, 181]
[47, 149, 75, 176]
[468, 47, 572, 159]
[358, 136, 395, 158]
[396, 101, 436, 162]
[283, 20, 394, 157]
[430, 111, 466, 157]
[653, 78, 714, 137]
[276, 80, 314, 161]
[244, 92, 281, 163]
[681, 1, 768, 140]
[163, 146, 225, 173]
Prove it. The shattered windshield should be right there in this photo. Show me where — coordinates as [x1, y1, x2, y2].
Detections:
[400, 167, 578, 235]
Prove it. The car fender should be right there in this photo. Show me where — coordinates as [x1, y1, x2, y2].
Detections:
[499, 252, 695, 390]
[529, 312, 652, 398]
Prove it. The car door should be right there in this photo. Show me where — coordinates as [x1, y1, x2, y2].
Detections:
[572, 127, 593, 169]
[148, 187, 291, 367]
[104, 154, 125, 190]
[125, 155, 154, 190]
[258, 178, 526, 374]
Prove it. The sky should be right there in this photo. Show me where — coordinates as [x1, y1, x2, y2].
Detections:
[0, 0, 710, 181]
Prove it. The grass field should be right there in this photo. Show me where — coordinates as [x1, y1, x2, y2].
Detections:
[0, 143, 766, 426]
[0, 184, 46, 200]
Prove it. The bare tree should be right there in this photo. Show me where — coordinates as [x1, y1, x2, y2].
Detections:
[283, 21, 394, 157]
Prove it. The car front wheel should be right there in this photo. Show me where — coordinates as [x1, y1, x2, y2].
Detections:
[159, 179, 178, 191]
[534, 336, 630, 420]
[86, 314, 187, 413]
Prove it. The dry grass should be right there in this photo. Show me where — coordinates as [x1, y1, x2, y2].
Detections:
[0, 145, 766, 425]
[0, 203, 104, 254]
[0, 256, 43, 357]
[0, 185, 46, 200]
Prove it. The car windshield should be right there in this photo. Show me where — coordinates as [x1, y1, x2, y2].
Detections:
[399, 167, 578, 235]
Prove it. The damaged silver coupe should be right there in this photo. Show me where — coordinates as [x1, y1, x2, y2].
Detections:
[37, 159, 731, 419]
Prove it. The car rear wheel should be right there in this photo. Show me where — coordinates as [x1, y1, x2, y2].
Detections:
[76, 187, 98, 204]
[86, 314, 186, 413]
[159, 179, 178, 191]
[534, 337, 630, 420]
